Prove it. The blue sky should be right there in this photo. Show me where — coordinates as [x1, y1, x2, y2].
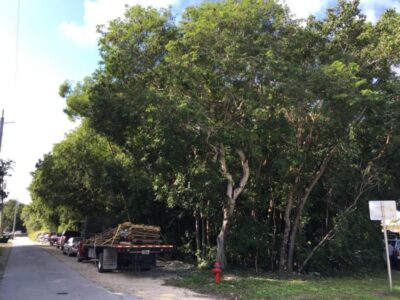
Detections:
[0, 0, 399, 205]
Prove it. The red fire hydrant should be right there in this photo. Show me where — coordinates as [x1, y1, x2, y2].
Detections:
[212, 262, 222, 284]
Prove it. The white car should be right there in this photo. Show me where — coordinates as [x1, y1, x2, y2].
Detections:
[63, 237, 82, 257]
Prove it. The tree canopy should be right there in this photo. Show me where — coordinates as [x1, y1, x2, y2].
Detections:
[26, 0, 400, 273]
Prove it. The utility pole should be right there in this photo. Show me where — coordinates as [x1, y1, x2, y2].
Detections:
[0, 110, 4, 237]
[0, 110, 15, 237]
[0, 183, 4, 237]
[0, 109, 4, 153]
[12, 201, 18, 237]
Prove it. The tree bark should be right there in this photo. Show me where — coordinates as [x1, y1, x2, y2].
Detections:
[279, 127, 314, 272]
[201, 212, 206, 258]
[195, 211, 201, 261]
[279, 169, 305, 271]
[287, 145, 337, 272]
[216, 144, 250, 269]
[299, 177, 372, 272]
[268, 199, 277, 272]
[206, 217, 210, 247]
[279, 189, 295, 272]
[299, 135, 390, 272]
[255, 248, 259, 273]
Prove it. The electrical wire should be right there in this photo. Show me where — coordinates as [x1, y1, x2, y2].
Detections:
[14, 0, 21, 88]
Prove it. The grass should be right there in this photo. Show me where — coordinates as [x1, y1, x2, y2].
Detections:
[165, 269, 400, 299]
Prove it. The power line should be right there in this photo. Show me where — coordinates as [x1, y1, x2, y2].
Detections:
[14, 0, 21, 88]
[0, 0, 21, 236]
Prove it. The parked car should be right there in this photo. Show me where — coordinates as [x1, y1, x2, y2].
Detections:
[63, 237, 82, 256]
[37, 232, 49, 243]
[43, 233, 50, 244]
[49, 232, 60, 246]
[59, 230, 81, 251]
[3, 232, 13, 240]
[13, 230, 23, 237]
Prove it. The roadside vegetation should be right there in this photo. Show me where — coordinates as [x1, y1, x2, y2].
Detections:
[1, 200, 25, 233]
[167, 270, 400, 300]
[19, 0, 400, 277]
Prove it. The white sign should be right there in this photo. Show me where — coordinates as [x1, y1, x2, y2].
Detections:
[369, 200, 397, 292]
[369, 201, 397, 221]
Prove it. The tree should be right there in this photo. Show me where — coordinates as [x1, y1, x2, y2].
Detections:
[54, 0, 400, 273]
[29, 123, 144, 230]
[2, 200, 25, 232]
[277, 0, 400, 272]
[0, 159, 12, 202]
[0, 159, 12, 235]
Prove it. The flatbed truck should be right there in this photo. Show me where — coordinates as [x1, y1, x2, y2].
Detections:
[77, 240, 173, 272]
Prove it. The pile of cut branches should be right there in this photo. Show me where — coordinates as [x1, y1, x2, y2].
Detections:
[86, 222, 162, 246]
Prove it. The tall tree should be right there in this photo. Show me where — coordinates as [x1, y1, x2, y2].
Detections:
[2, 200, 25, 232]
[55, 0, 400, 273]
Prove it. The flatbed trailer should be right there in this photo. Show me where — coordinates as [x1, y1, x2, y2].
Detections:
[78, 242, 173, 272]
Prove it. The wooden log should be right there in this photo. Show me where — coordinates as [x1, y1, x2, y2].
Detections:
[86, 222, 164, 245]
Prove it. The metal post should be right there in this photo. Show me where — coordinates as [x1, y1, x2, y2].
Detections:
[383, 226, 393, 292]
[382, 201, 393, 292]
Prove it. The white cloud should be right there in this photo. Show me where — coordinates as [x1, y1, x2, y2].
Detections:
[282, 0, 400, 23]
[60, 0, 179, 45]
[360, 0, 400, 23]
[281, 0, 331, 19]
[363, 8, 378, 23]
[392, 65, 400, 75]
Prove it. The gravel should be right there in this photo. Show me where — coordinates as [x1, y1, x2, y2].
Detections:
[42, 244, 216, 300]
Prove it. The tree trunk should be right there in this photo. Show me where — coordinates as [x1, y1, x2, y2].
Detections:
[279, 190, 295, 272]
[299, 135, 390, 272]
[195, 211, 201, 261]
[299, 182, 368, 273]
[206, 217, 210, 247]
[270, 200, 277, 272]
[255, 248, 259, 273]
[216, 144, 250, 269]
[216, 204, 232, 268]
[279, 126, 314, 272]
[201, 213, 206, 258]
[287, 145, 337, 272]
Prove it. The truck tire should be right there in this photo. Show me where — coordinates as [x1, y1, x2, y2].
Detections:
[97, 253, 105, 273]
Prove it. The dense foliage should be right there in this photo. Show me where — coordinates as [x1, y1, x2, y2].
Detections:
[2, 200, 25, 233]
[24, 0, 400, 273]
[0, 159, 12, 202]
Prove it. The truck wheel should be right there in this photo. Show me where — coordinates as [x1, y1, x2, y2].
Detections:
[97, 253, 105, 273]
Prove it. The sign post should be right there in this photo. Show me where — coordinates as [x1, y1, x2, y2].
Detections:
[369, 200, 397, 292]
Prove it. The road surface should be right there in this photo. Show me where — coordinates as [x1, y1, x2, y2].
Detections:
[0, 237, 135, 300]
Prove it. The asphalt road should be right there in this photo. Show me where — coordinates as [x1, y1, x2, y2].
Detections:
[0, 237, 136, 300]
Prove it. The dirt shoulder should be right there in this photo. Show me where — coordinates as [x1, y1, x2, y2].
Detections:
[0, 240, 12, 279]
[42, 244, 217, 300]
